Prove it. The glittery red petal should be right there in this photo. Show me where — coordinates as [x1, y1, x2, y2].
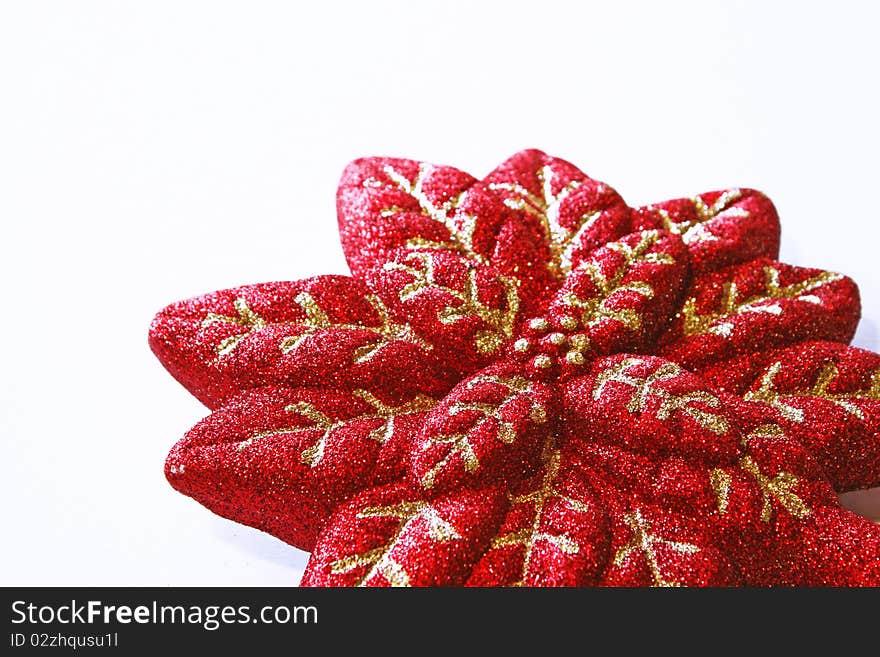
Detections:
[466, 445, 610, 587]
[546, 230, 689, 358]
[301, 482, 507, 586]
[633, 188, 780, 275]
[599, 502, 742, 586]
[336, 157, 479, 279]
[149, 276, 455, 409]
[563, 354, 742, 466]
[366, 248, 522, 378]
[733, 408, 840, 510]
[700, 405, 850, 584]
[480, 149, 633, 283]
[572, 442, 717, 520]
[748, 508, 880, 586]
[657, 258, 860, 371]
[165, 385, 435, 551]
[699, 341, 880, 491]
[408, 362, 556, 496]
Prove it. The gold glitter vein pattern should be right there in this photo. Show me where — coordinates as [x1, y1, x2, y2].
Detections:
[200, 292, 430, 360]
[738, 456, 811, 522]
[419, 375, 546, 490]
[612, 509, 700, 587]
[593, 358, 730, 434]
[709, 424, 812, 522]
[237, 391, 437, 467]
[682, 267, 843, 337]
[329, 501, 461, 587]
[744, 361, 880, 422]
[384, 251, 519, 355]
[202, 297, 267, 356]
[375, 163, 485, 264]
[709, 469, 732, 515]
[650, 189, 749, 245]
[560, 230, 675, 332]
[488, 165, 617, 278]
[489, 442, 590, 587]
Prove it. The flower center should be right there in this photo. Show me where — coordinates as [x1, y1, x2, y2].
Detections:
[508, 313, 592, 381]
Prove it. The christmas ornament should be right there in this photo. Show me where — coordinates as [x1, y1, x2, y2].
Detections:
[150, 150, 880, 586]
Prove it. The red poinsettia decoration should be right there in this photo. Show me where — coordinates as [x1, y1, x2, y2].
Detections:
[150, 150, 880, 586]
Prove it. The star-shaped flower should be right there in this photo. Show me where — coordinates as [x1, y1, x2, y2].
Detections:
[150, 150, 880, 586]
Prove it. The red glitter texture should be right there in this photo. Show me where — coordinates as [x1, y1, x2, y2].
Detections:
[150, 149, 880, 586]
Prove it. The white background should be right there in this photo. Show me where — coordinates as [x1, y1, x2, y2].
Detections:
[1, 1, 879, 585]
